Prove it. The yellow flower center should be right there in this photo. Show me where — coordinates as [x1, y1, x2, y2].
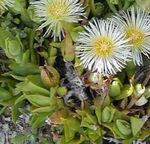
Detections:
[93, 36, 114, 58]
[48, 1, 69, 21]
[126, 27, 145, 47]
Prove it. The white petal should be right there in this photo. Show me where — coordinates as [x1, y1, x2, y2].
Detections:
[112, 7, 150, 66]
[76, 18, 131, 75]
[31, 0, 85, 40]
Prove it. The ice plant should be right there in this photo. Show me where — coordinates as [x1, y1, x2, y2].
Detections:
[76, 19, 131, 75]
[0, 0, 14, 12]
[31, 0, 85, 40]
[112, 7, 150, 66]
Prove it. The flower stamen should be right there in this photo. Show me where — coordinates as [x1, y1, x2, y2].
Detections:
[31, 0, 85, 40]
[126, 27, 145, 47]
[93, 36, 114, 58]
[48, 2, 69, 20]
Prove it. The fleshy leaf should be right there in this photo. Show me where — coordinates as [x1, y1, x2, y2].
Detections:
[114, 85, 134, 100]
[24, 94, 51, 107]
[130, 117, 146, 136]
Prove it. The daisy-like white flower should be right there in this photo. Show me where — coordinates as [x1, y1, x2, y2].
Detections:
[76, 19, 131, 75]
[31, 0, 85, 40]
[0, 0, 15, 12]
[112, 7, 150, 66]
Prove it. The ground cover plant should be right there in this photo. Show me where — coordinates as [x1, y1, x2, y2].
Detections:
[1, 0, 150, 143]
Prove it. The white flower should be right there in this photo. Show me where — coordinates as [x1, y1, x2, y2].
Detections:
[31, 0, 85, 40]
[112, 7, 150, 66]
[0, 0, 15, 12]
[76, 19, 131, 75]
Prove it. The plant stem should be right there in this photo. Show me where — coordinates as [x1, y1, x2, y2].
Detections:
[29, 26, 37, 64]
[106, 0, 118, 13]
[143, 66, 150, 86]
[126, 96, 136, 109]
[122, 0, 130, 10]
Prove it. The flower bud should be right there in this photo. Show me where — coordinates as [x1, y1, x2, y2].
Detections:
[57, 86, 68, 97]
[40, 65, 60, 88]
[88, 73, 102, 84]
[109, 80, 121, 98]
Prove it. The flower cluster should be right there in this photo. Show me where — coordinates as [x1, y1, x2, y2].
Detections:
[32, 0, 150, 75]
[76, 7, 150, 75]
[112, 7, 150, 66]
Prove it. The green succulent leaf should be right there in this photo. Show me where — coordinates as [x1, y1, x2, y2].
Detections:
[87, 129, 100, 141]
[12, 100, 24, 123]
[15, 95, 26, 105]
[81, 117, 95, 129]
[11, 0, 27, 13]
[0, 27, 14, 49]
[11, 133, 28, 144]
[130, 117, 146, 136]
[70, 26, 84, 41]
[10, 74, 25, 81]
[114, 85, 134, 100]
[63, 117, 80, 142]
[24, 94, 51, 107]
[9, 63, 40, 76]
[95, 107, 102, 124]
[109, 80, 121, 98]
[126, 61, 136, 78]
[31, 114, 47, 129]
[0, 87, 12, 102]
[116, 119, 132, 136]
[27, 5, 41, 23]
[32, 106, 56, 113]
[16, 75, 49, 96]
[101, 106, 116, 123]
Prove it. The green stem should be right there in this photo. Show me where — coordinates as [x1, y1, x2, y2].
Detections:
[122, 0, 130, 10]
[106, 0, 118, 13]
[20, 8, 32, 27]
[29, 26, 37, 64]
[0, 106, 7, 115]
[126, 90, 137, 109]
[90, 0, 97, 15]
[118, 0, 123, 9]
